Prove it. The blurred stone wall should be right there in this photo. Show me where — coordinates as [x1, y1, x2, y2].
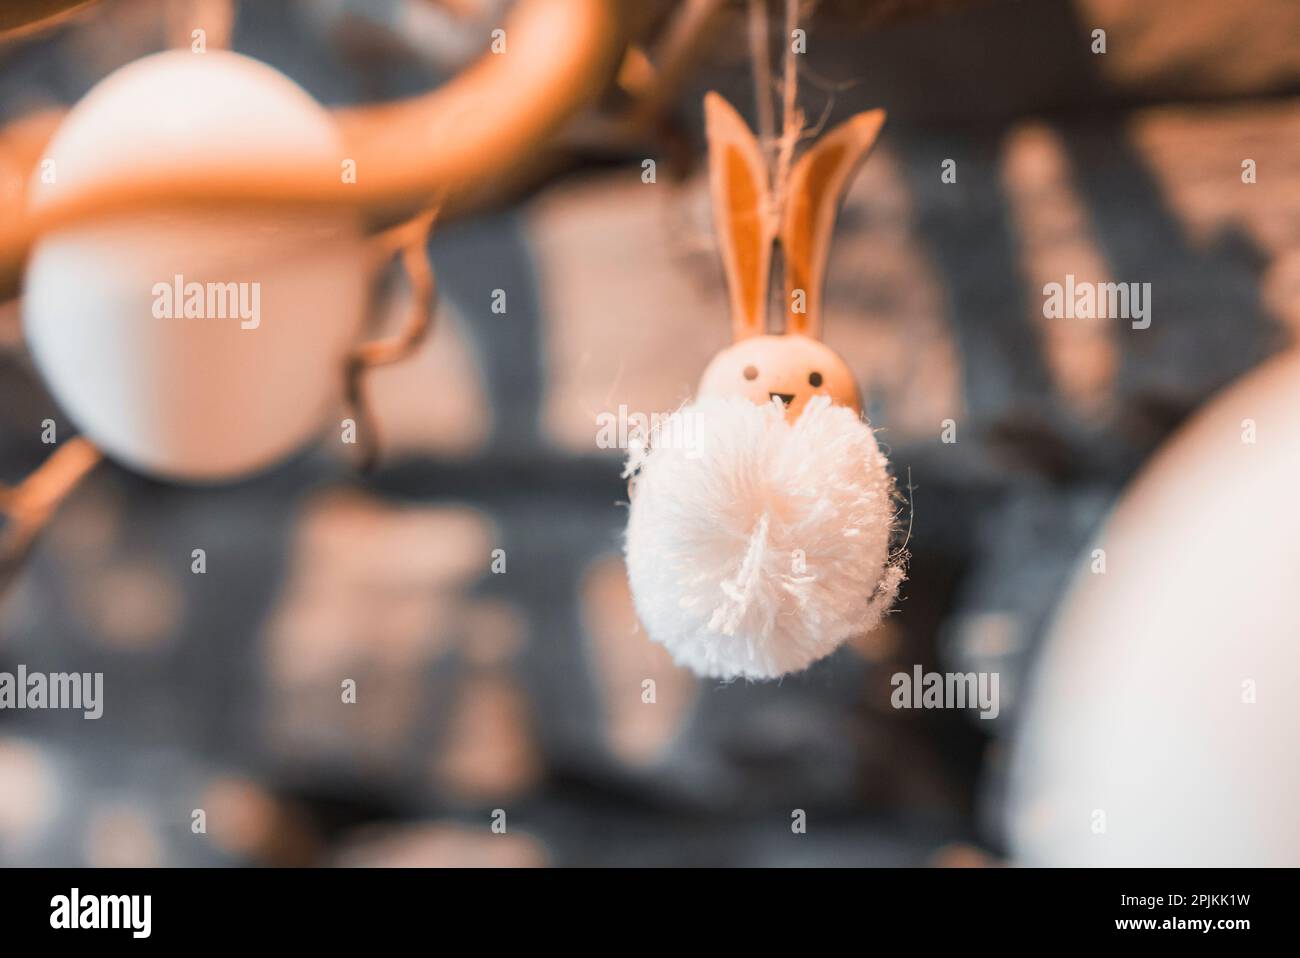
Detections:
[0, 0, 1296, 865]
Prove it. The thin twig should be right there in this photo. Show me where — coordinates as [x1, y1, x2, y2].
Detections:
[747, 0, 775, 156]
[631, 0, 729, 125]
[0, 436, 102, 594]
[344, 208, 440, 472]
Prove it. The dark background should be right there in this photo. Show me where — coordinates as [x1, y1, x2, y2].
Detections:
[1, 0, 1297, 866]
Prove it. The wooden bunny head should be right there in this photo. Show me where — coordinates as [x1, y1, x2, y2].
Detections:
[697, 92, 885, 421]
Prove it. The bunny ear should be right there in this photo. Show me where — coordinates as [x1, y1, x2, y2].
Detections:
[704, 92, 772, 341]
[781, 108, 885, 339]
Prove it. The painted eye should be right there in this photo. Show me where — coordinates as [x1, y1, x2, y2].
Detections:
[808, 371, 823, 387]
[743, 365, 759, 381]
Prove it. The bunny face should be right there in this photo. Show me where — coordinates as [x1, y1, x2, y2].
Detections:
[699, 92, 883, 424]
[698, 333, 859, 420]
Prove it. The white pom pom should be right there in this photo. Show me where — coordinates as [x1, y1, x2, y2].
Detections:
[625, 395, 904, 680]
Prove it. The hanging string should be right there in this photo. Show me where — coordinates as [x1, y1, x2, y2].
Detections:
[773, 0, 803, 226]
[747, 0, 804, 331]
[747, 0, 776, 161]
[747, 0, 804, 229]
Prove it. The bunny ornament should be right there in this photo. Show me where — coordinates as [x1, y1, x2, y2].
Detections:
[623, 93, 905, 681]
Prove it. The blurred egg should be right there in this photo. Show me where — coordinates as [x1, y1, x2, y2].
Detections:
[23, 50, 367, 481]
[1008, 350, 1300, 866]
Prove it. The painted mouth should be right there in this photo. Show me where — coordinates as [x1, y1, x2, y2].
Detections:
[769, 392, 795, 407]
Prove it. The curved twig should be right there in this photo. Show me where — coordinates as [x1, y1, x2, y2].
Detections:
[0, 0, 624, 299]
[344, 209, 440, 473]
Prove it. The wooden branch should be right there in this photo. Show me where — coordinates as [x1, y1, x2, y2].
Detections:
[0, 0, 100, 38]
[0, 436, 101, 596]
[346, 209, 440, 473]
[0, 0, 624, 300]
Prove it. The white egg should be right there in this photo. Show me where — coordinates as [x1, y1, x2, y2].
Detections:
[1008, 350, 1300, 866]
[23, 50, 368, 481]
